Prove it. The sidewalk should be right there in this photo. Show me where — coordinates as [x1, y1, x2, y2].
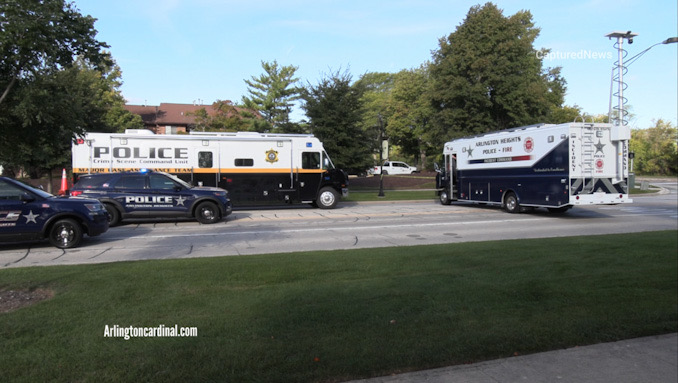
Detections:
[349, 333, 677, 383]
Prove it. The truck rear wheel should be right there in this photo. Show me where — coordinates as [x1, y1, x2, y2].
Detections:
[504, 192, 520, 214]
[316, 187, 338, 209]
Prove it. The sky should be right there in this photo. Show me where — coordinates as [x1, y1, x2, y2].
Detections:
[73, 0, 677, 129]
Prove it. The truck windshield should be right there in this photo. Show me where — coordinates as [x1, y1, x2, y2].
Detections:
[322, 151, 335, 170]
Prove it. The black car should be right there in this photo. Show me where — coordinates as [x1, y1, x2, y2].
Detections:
[0, 176, 109, 248]
[70, 171, 232, 226]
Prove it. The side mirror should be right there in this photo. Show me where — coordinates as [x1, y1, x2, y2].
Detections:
[20, 193, 35, 203]
[434, 163, 441, 172]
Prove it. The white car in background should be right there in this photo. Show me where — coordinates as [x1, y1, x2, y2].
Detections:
[372, 161, 418, 175]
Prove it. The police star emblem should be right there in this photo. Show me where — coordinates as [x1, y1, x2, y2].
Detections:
[23, 210, 38, 224]
[265, 149, 279, 163]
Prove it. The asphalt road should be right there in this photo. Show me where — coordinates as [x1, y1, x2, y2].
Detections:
[1, 182, 676, 268]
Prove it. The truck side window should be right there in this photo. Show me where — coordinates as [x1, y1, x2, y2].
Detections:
[198, 152, 213, 168]
[302, 152, 321, 169]
[235, 158, 254, 167]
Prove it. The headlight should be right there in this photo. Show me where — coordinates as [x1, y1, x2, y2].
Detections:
[85, 203, 105, 212]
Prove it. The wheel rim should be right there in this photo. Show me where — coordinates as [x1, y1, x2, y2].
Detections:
[201, 207, 215, 221]
[54, 223, 75, 247]
[320, 191, 335, 207]
[506, 196, 517, 211]
[440, 192, 448, 204]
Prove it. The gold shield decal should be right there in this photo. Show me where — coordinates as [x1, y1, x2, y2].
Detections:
[265, 149, 279, 163]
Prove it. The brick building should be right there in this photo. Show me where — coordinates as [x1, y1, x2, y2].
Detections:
[124, 102, 247, 134]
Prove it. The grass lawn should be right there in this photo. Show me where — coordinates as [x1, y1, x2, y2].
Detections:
[345, 189, 436, 202]
[1, 231, 676, 382]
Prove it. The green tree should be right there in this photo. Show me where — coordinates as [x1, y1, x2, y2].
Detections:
[630, 119, 678, 175]
[302, 69, 372, 173]
[242, 60, 302, 132]
[0, 60, 133, 190]
[387, 65, 436, 169]
[429, 2, 566, 139]
[0, 0, 110, 105]
[354, 72, 395, 164]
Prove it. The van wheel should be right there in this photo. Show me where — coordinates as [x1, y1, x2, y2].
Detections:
[504, 192, 520, 214]
[196, 201, 220, 224]
[48, 218, 83, 249]
[104, 204, 121, 226]
[316, 187, 338, 209]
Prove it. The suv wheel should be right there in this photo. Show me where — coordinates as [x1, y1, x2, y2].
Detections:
[48, 218, 83, 249]
[104, 204, 121, 226]
[195, 201, 220, 224]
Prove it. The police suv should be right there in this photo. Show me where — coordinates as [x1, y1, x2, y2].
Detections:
[0, 176, 109, 249]
[70, 171, 232, 226]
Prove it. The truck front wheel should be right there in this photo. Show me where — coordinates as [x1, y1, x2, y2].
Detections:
[439, 191, 452, 205]
[316, 187, 338, 209]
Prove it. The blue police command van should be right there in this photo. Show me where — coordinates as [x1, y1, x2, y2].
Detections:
[0, 176, 109, 248]
[70, 170, 232, 226]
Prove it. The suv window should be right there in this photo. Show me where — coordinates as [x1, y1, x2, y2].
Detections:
[149, 174, 179, 190]
[0, 180, 24, 200]
[76, 175, 116, 189]
[114, 175, 146, 189]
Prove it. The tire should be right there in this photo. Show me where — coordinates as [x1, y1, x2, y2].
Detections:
[316, 187, 338, 209]
[48, 218, 83, 249]
[104, 203, 121, 227]
[195, 201, 220, 224]
[504, 192, 520, 214]
[382, 170, 389, 175]
[439, 191, 452, 205]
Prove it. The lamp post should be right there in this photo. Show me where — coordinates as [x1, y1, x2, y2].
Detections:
[605, 31, 638, 126]
[377, 114, 386, 198]
[606, 32, 678, 125]
[605, 31, 677, 187]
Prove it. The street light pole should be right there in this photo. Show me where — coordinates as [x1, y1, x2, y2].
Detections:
[378, 114, 385, 198]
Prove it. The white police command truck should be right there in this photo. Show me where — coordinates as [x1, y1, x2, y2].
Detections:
[435, 122, 632, 213]
[72, 130, 349, 209]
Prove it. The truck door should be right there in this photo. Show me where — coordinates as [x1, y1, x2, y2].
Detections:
[446, 153, 458, 200]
